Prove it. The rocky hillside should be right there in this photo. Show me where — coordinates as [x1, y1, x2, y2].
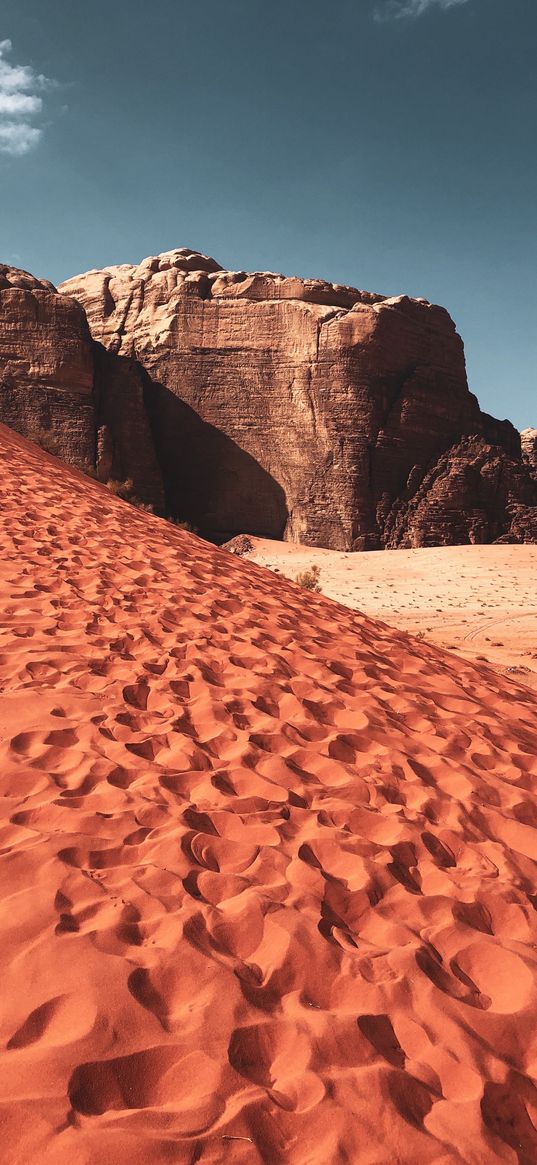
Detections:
[1, 251, 535, 548]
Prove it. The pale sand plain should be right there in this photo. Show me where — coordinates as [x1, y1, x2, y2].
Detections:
[0, 425, 536, 1164]
[247, 540, 537, 691]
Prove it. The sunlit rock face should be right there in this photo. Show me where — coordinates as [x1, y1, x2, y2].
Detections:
[521, 428, 537, 478]
[2, 249, 533, 549]
[62, 248, 507, 548]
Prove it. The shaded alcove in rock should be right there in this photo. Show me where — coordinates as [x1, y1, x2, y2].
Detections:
[142, 375, 289, 542]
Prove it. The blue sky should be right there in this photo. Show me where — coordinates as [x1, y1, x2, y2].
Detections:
[1, 0, 535, 428]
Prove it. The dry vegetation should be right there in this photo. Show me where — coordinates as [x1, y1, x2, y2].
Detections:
[295, 563, 322, 592]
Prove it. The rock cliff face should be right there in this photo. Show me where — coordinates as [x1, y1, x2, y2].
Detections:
[1, 251, 534, 550]
[0, 264, 95, 468]
[0, 264, 164, 510]
[521, 428, 537, 478]
[384, 436, 537, 547]
[92, 346, 165, 510]
[62, 248, 532, 549]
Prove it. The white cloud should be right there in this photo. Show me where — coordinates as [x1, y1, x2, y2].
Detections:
[0, 93, 43, 115]
[375, 0, 470, 21]
[0, 121, 41, 156]
[0, 38, 52, 157]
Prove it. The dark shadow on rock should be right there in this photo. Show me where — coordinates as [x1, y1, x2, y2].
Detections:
[142, 375, 289, 542]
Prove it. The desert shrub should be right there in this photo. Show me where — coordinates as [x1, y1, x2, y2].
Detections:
[169, 518, 197, 533]
[23, 432, 156, 513]
[105, 478, 154, 513]
[295, 563, 321, 592]
[105, 477, 135, 500]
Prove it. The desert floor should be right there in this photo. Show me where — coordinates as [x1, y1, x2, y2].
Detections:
[1, 426, 536, 1164]
[247, 540, 537, 691]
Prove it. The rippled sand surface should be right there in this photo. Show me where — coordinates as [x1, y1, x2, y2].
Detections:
[1, 427, 536, 1164]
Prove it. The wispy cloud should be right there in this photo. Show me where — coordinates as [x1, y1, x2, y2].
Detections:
[0, 38, 53, 156]
[375, 0, 470, 21]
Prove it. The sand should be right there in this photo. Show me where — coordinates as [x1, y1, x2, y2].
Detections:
[247, 539, 537, 691]
[0, 424, 536, 1164]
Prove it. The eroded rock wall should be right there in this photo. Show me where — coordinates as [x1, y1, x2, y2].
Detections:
[3, 251, 533, 550]
[92, 346, 165, 511]
[0, 264, 164, 512]
[521, 428, 537, 478]
[62, 249, 507, 548]
[0, 265, 95, 468]
[384, 436, 537, 547]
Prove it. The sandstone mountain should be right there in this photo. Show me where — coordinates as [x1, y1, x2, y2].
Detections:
[1, 251, 535, 548]
[384, 435, 537, 548]
[60, 248, 537, 548]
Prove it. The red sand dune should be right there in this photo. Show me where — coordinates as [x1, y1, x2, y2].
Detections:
[0, 423, 536, 1165]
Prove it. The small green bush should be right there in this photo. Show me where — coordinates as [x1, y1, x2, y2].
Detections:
[295, 564, 321, 592]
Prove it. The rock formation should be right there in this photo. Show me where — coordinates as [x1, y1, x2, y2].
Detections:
[92, 346, 165, 510]
[384, 435, 537, 547]
[521, 427, 537, 478]
[1, 252, 534, 549]
[60, 249, 536, 548]
[0, 263, 95, 468]
[0, 264, 164, 511]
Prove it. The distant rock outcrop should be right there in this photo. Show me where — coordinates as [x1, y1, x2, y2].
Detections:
[60, 248, 536, 548]
[1, 251, 534, 549]
[521, 428, 537, 478]
[384, 435, 537, 547]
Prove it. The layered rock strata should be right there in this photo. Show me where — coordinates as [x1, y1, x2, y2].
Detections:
[61, 249, 534, 548]
[1, 253, 534, 549]
[384, 436, 537, 547]
[0, 264, 164, 511]
[0, 264, 95, 468]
